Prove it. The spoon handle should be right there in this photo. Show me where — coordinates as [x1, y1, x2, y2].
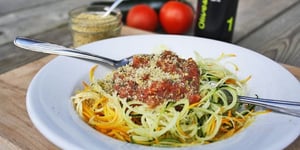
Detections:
[103, 0, 124, 17]
[14, 37, 116, 66]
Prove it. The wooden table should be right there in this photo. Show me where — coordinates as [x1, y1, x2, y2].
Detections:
[0, 0, 300, 149]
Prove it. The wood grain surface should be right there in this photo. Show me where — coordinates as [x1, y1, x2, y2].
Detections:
[238, 1, 300, 66]
[233, 0, 298, 42]
[0, 0, 95, 45]
[0, 0, 56, 16]
[0, 55, 58, 150]
[1, 0, 300, 75]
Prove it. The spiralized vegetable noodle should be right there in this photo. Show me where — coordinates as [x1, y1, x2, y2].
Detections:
[72, 50, 260, 147]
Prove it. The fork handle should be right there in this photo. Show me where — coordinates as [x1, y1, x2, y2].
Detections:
[239, 96, 300, 117]
[14, 37, 117, 67]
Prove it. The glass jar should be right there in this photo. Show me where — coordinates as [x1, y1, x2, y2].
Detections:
[69, 5, 122, 47]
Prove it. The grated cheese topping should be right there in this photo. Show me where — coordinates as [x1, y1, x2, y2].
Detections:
[100, 50, 201, 108]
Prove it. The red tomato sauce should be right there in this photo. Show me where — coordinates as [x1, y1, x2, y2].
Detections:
[112, 51, 200, 108]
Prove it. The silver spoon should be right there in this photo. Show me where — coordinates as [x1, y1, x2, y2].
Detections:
[14, 37, 133, 68]
[14, 37, 300, 118]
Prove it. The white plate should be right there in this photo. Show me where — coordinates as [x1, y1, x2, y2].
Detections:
[27, 35, 300, 150]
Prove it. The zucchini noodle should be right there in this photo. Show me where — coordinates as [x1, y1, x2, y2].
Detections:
[72, 51, 260, 147]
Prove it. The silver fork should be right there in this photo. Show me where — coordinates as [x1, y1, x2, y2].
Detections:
[14, 37, 133, 68]
[14, 37, 300, 117]
[238, 96, 300, 117]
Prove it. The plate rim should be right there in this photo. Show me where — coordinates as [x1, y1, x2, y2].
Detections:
[26, 34, 300, 150]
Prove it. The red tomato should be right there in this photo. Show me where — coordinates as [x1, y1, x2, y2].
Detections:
[159, 1, 194, 34]
[126, 4, 159, 31]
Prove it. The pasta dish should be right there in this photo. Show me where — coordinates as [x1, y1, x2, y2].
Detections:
[72, 50, 259, 147]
